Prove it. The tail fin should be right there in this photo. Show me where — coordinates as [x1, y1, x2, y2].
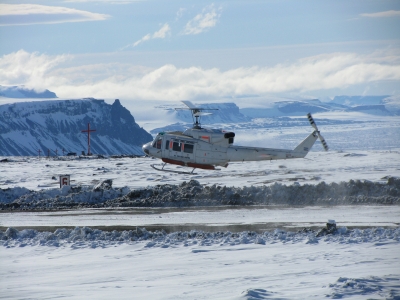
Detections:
[292, 131, 318, 158]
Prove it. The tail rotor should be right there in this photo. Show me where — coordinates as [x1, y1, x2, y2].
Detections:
[307, 113, 329, 151]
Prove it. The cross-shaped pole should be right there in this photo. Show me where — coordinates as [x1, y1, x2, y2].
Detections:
[38, 149, 41, 157]
[81, 123, 96, 155]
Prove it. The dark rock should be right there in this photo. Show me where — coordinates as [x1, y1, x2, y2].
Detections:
[5, 227, 19, 239]
[93, 179, 113, 191]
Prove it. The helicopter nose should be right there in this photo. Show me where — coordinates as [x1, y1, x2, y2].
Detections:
[142, 143, 150, 155]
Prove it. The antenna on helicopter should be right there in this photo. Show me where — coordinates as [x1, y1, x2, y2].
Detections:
[307, 113, 329, 151]
[175, 101, 218, 129]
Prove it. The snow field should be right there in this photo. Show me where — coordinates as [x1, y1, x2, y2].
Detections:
[1, 237, 399, 299]
[1, 149, 400, 191]
[0, 115, 399, 299]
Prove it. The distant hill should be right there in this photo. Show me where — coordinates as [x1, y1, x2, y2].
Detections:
[150, 102, 250, 133]
[150, 96, 398, 133]
[0, 85, 57, 99]
[331, 95, 389, 106]
[0, 98, 153, 156]
[157, 102, 251, 123]
[239, 97, 396, 118]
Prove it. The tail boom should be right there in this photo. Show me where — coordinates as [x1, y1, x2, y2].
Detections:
[292, 131, 319, 158]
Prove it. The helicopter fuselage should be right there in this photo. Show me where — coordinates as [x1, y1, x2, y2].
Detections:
[142, 127, 319, 170]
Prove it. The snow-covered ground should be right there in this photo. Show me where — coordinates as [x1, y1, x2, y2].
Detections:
[1, 150, 399, 191]
[1, 106, 400, 299]
[1, 228, 400, 299]
[1, 149, 399, 299]
[1, 206, 400, 230]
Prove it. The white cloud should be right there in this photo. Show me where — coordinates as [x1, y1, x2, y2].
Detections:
[183, 4, 221, 35]
[176, 8, 186, 21]
[0, 4, 110, 26]
[360, 10, 400, 18]
[124, 23, 171, 48]
[0, 50, 71, 89]
[1, 50, 399, 100]
[152, 23, 171, 39]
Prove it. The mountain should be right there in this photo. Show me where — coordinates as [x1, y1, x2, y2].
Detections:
[0, 85, 57, 99]
[150, 96, 398, 133]
[150, 102, 250, 134]
[158, 102, 251, 123]
[239, 97, 397, 118]
[382, 96, 400, 115]
[240, 99, 333, 118]
[0, 99, 153, 156]
[330, 95, 389, 106]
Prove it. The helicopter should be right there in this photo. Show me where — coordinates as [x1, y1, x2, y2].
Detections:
[142, 101, 329, 174]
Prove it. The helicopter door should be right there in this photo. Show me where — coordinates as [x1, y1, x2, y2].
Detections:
[181, 142, 195, 161]
[164, 139, 173, 158]
[166, 139, 195, 162]
[164, 139, 178, 159]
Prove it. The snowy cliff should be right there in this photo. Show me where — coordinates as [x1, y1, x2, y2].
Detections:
[0, 98, 153, 156]
[0, 85, 57, 99]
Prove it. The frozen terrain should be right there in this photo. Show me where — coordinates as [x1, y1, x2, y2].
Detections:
[1, 98, 400, 299]
[1, 149, 400, 299]
[1, 226, 400, 299]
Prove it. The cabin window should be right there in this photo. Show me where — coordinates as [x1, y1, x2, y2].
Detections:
[165, 140, 169, 150]
[172, 141, 181, 152]
[183, 144, 194, 154]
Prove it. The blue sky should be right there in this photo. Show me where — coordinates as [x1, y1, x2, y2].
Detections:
[0, 0, 399, 101]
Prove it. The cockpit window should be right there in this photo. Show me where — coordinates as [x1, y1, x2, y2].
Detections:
[153, 138, 162, 149]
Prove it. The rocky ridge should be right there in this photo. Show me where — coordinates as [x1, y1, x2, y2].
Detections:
[1, 178, 399, 211]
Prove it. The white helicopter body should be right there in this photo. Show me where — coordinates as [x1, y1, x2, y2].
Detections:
[142, 101, 328, 173]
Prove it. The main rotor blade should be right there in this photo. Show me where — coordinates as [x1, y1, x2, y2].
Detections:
[317, 132, 329, 151]
[181, 100, 200, 110]
[177, 100, 218, 111]
[193, 112, 213, 117]
[307, 113, 318, 131]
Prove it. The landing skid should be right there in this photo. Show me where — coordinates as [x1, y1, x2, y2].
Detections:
[151, 163, 198, 175]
